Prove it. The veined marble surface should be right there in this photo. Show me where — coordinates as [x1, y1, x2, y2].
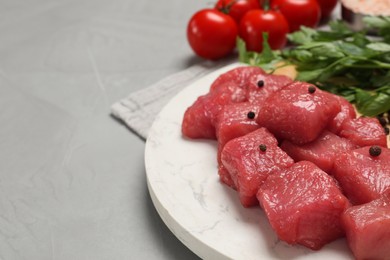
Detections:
[0, 0, 207, 259]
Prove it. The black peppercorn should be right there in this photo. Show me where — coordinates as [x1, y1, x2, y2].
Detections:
[247, 111, 256, 119]
[308, 85, 316, 94]
[369, 145, 382, 157]
[259, 144, 267, 152]
[257, 80, 264, 88]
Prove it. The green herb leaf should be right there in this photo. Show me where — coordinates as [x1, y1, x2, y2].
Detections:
[309, 42, 346, 59]
[354, 88, 374, 110]
[355, 88, 390, 116]
[363, 16, 390, 43]
[363, 16, 390, 29]
[259, 33, 278, 63]
[366, 42, 390, 52]
[328, 20, 354, 34]
[237, 37, 249, 64]
[237, 34, 283, 71]
[296, 68, 326, 82]
[337, 42, 365, 56]
[287, 27, 317, 44]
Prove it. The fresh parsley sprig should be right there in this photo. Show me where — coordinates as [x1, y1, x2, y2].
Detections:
[238, 18, 390, 117]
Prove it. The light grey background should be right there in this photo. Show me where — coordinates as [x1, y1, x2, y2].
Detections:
[0, 0, 209, 259]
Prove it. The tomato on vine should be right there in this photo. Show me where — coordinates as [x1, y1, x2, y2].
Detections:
[187, 9, 238, 60]
[239, 8, 289, 52]
[215, 0, 262, 24]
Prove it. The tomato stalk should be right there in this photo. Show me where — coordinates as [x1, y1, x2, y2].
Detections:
[218, 0, 239, 14]
[262, 0, 270, 11]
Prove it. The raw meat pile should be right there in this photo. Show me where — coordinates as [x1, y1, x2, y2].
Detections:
[181, 66, 390, 259]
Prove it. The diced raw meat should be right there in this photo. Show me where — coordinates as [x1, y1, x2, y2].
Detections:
[221, 128, 294, 207]
[257, 161, 349, 250]
[210, 66, 266, 92]
[246, 73, 293, 104]
[215, 102, 261, 188]
[216, 103, 261, 150]
[212, 81, 248, 103]
[327, 95, 357, 134]
[211, 65, 292, 105]
[338, 116, 388, 147]
[182, 84, 246, 139]
[218, 164, 236, 189]
[281, 130, 357, 173]
[256, 81, 341, 144]
[332, 146, 390, 205]
[341, 191, 390, 260]
[182, 65, 293, 140]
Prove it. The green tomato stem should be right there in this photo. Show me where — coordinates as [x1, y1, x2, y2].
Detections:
[263, 0, 270, 11]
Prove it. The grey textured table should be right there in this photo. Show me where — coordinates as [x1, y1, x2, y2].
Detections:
[0, 0, 207, 259]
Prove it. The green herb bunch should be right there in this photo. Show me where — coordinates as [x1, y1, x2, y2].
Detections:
[238, 17, 390, 117]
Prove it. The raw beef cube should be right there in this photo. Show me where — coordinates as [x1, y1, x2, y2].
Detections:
[182, 66, 293, 140]
[333, 146, 390, 205]
[256, 81, 341, 144]
[281, 130, 357, 173]
[210, 65, 292, 105]
[341, 191, 390, 260]
[216, 102, 261, 150]
[257, 161, 349, 250]
[327, 95, 357, 134]
[215, 102, 261, 188]
[246, 73, 293, 104]
[221, 128, 294, 207]
[339, 116, 388, 147]
[218, 165, 236, 190]
[182, 84, 246, 139]
[210, 66, 266, 92]
[212, 81, 248, 103]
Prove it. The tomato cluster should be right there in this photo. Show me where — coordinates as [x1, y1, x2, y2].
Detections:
[187, 0, 338, 60]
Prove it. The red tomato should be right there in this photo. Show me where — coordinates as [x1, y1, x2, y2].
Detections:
[271, 0, 321, 32]
[187, 9, 238, 60]
[215, 0, 262, 24]
[316, 0, 338, 19]
[239, 9, 289, 52]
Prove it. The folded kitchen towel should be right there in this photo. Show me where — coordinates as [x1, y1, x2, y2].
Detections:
[110, 58, 234, 140]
